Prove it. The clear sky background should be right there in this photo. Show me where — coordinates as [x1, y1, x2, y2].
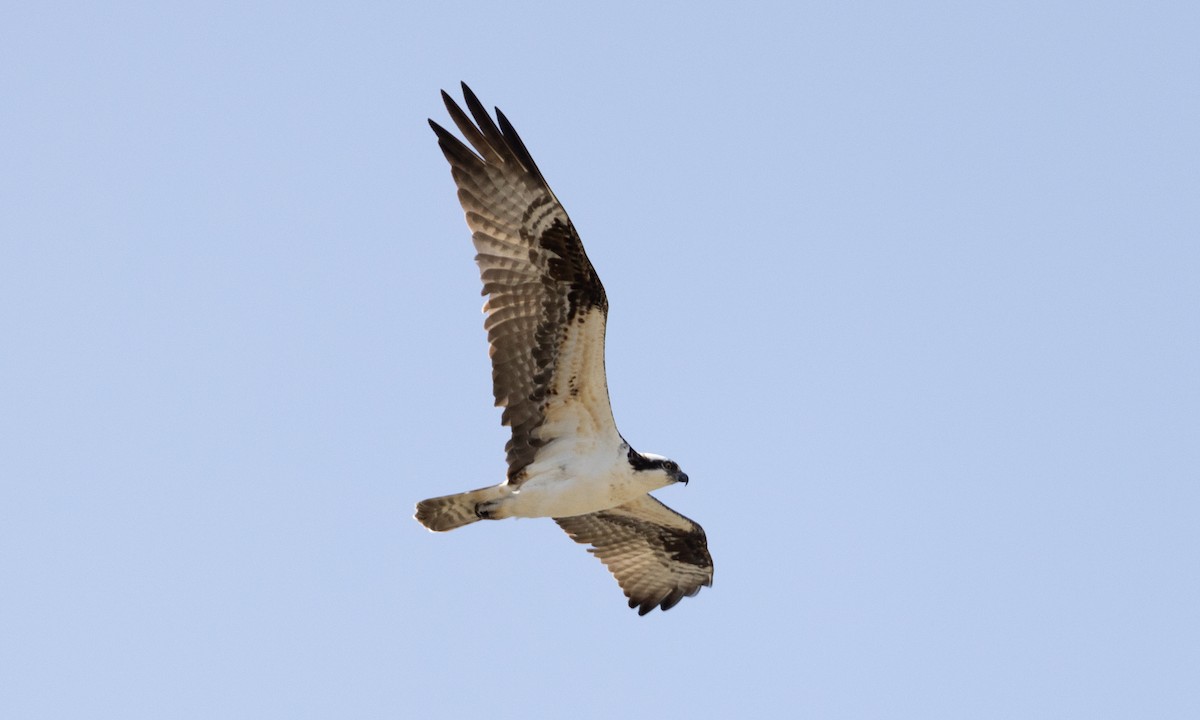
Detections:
[3, 2, 1198, 718]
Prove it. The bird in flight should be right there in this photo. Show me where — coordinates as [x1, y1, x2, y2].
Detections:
[416, 84, 712, 615]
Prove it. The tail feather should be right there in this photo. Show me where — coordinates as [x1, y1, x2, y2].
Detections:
[415, 485, 505, 532]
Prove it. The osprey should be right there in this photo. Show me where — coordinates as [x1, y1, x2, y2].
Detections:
[416, 84, 713, 615]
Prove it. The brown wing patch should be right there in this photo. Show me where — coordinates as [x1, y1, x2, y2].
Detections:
[430, 84, 610, 482]
[555, 495, 714, 615]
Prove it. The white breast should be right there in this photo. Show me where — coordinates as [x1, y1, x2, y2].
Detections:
[503, 440, 666, 518]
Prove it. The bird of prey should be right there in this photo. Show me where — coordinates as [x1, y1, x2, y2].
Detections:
[416, 84, 713, 615]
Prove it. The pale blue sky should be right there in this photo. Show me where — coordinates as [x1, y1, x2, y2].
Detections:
[3, 2, 1198, 718]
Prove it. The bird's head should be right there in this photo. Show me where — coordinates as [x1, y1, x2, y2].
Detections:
[627, 449, 689, 486]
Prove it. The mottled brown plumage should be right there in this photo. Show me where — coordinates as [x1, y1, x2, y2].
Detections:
[421, 85, 712, 615]
[555, 495, 713, 615]
[429, 84, 607, 483]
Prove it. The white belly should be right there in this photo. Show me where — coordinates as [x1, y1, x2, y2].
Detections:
[500, 442, 667, 519]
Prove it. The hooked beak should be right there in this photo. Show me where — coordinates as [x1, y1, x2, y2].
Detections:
[677, 472, 689, 485]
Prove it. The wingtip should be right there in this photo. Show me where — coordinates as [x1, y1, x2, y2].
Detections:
[439, 88, 457, 116]
[427, 118, 458, 147]
[451, 82, 506, 123]
[629, 597, 664, 616]
[460, 81, 480, 106]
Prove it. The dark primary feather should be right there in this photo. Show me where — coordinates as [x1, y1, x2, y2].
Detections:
[555, 495, 714, 615]
[429, 84, 609, 483]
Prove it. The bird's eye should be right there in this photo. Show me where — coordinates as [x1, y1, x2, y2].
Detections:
[663, 461, 678, 473]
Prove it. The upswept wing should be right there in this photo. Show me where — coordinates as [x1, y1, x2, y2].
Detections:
[429, 84, 613, 483]
[555, 495, 714, 615]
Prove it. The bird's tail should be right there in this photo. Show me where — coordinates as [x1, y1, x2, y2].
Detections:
[414, 485, 506, 532]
